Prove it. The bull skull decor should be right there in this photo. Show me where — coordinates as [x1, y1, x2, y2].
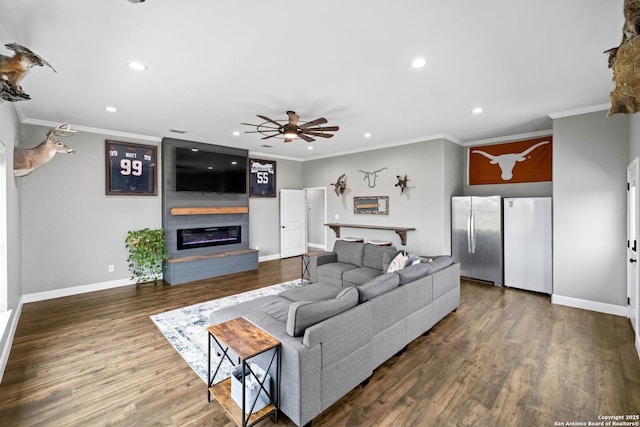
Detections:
[14, 123, 77, 177]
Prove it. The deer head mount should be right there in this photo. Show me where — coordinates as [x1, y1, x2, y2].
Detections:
[0, 43, 56, 102]
[14, 123, 77, 177]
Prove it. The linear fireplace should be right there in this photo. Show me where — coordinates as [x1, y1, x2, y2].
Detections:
[177, 225, 241, 250]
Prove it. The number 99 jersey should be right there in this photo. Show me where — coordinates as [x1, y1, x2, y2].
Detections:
[108, 143, 156, 193]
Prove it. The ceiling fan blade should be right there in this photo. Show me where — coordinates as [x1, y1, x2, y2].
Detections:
[303, 131, 334, 138]
[298, 133, 315, 143]
[287, 110, 299, 125]
[307, 126, 339, 132]
[261, 133, 280, 140]
[299, 118, 328, 129]
[257, 115, 283, 128]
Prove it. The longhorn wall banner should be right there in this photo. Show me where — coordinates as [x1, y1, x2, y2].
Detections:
[468, 136, 552, 185]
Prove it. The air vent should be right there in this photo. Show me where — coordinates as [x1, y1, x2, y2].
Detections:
[169, 128, 188, 134]
[261, 144, 273, 148]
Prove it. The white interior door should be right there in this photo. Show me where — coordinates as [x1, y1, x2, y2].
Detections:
[280, 189, 306, 258]
[627, 158, 639, 336]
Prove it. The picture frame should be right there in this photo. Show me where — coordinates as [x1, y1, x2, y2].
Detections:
[105, 140, 157, 196]
[249, 158, 276, 197]
[354, 196, 389, 215]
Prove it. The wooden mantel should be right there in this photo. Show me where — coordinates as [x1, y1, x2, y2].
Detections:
[170, 206, 248, 216]
[324, 223, 416, 245]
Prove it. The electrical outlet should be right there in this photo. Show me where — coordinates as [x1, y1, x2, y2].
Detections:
[255, 246, 259, 251]
[108, 265, 115, 273]
[334, 214, 339, 220]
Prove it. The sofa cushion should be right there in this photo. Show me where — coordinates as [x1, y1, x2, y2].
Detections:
[397, 262, 431, 285]
[286, 287, 359, 337]
[317, 262, 359, 281]
[362, 244, 396, 270]
[343, 267, 383, 287]
[280, 282, 344, 302]
[333, 240, 365, 266]
[382, 249, 401, 272]
[420, 255, 455, 273]
[356, 273, 400, 303]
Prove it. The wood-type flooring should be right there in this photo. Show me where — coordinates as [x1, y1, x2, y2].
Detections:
[1, 257, 639, 426]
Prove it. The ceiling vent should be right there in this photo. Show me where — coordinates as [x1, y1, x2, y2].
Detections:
[169, 128, 187, 134]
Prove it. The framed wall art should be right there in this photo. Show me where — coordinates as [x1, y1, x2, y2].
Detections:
[105, 140, 157, 196]
[249, 158, 276, 197]
[354, 196, 389, 215]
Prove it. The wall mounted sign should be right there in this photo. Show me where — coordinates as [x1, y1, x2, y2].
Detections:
[354, 196, 389, 215]
[468, 136, 552, 185]
[249, 158, 276, 197]
[105, 140, 157, 195]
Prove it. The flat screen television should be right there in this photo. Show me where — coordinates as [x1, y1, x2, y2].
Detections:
[175, 147, 247, 193]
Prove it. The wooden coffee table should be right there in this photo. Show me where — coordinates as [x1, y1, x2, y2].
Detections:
[207, 317, 281, 427]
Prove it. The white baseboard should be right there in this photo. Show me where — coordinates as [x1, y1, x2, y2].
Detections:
[259, 253, 281, 262]
[21, 277, 136, 304]
[0, 304, 21, 383]
[307, 242, 326, 250]
[551, 294, 628, 317]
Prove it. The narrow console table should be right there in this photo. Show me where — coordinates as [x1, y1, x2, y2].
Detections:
[324, 223, 416, 245]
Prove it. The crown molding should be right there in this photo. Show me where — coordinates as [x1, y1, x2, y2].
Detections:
[21, 118, 162, 142]
[463, 129, 553, 147]
[548, 103, 610, 119]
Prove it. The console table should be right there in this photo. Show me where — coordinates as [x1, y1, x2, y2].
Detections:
[324, 223, 416, 245]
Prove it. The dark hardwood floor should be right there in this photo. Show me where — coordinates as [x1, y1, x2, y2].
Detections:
[1, 257, 639, 426]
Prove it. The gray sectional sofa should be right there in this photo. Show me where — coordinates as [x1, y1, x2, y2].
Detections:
[208, 240, 460, 427]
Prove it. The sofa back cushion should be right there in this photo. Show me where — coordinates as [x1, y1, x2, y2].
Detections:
[397, 262, 431, 285]
[363, 244, 397, 270]
[333, 240, 365, 266]
[356, 273, 400, 303]
[286, 287, 359, 337]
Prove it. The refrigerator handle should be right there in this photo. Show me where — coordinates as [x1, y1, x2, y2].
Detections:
[467, 209, 472, 253]
[470, 209, 476, 253]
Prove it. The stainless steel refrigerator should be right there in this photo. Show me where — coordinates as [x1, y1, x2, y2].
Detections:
[451, 196, 503, 285]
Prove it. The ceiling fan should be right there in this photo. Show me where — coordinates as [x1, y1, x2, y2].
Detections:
[242, 111, 339, 143]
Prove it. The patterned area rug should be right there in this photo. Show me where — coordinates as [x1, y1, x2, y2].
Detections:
[151, 279, 305, 384]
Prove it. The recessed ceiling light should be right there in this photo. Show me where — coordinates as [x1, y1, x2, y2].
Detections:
[232, 131, 240, 136]
[105, 106, 118, 113]
[472, 107, 484, 114]
[231, 161, 238, 165]
[364, 133, 372, 138]
[128, 61, 147, 71]
[411, 58, 426, 68]
[308, 146, 314, 150]
[191, 148, 199, 152]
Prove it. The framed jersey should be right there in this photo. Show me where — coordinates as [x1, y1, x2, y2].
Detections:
[105, 140, 157, 196]
[249, 158, 276, 197]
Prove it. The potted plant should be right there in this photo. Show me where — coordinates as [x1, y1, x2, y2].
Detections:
[125, 228, 169, 286]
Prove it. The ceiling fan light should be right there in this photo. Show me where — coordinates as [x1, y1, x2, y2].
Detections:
[283, 124, 298, 139]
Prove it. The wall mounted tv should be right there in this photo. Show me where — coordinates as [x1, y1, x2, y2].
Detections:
[175, 147, 247, 193]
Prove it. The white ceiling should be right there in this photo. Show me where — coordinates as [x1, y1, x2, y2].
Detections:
[0, 0, 624, 160]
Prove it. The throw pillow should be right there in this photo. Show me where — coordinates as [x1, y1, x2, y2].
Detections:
[386, 252, 408, 273]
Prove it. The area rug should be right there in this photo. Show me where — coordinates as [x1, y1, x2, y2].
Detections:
[150, 279, 306, 385]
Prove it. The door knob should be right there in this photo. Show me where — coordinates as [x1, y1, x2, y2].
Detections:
[631, 258, 637, 263]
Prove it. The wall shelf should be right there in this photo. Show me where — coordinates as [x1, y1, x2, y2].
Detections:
[170, 206, 249, 216]
[324, 223, 416, 245]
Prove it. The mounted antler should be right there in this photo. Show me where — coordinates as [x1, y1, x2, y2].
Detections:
[14, 122, 77, 177]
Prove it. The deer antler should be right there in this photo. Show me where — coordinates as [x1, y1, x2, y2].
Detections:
[48, 122, 77, 138]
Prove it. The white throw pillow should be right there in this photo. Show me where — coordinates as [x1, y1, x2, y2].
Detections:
[386, 252, 408, 273]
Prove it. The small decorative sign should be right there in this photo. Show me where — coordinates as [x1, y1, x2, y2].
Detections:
[354, 196, 389, 215]
[249, 158, 276, 197]
[105, 140, 157, 195]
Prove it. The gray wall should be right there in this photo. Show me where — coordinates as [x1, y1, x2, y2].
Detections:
[303, 139, 463, 256]
[553, 110, 629, 306]
[20, 124, 161, 294]
[305, 187, 326, 247]
[630, 114, 640, 160]
[0, 102, 22, 366]
[248, 156, 303, 258]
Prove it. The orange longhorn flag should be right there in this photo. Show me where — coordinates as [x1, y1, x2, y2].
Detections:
[468, 137, 552, 185]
